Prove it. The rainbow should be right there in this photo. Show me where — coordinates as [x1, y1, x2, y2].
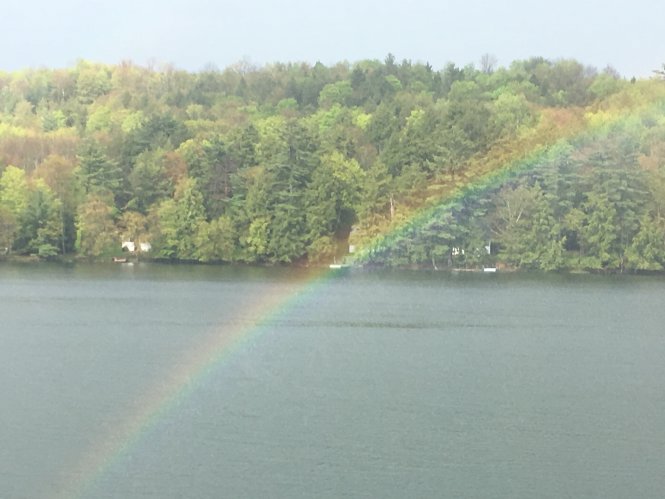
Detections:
[56, 268, 331, 499]
[58, 83, 665, 499]
[353, 85, 665, 264]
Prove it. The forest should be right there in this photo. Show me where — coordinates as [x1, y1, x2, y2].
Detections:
[1, 56, 665, 271]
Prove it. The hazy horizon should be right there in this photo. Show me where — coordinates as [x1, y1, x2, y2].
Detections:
[4, 0, 663, 78]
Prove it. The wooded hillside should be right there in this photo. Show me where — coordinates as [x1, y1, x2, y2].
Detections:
[1, 57, 664, 271]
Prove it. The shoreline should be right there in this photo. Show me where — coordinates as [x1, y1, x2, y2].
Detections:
[2, 254, 664, 276]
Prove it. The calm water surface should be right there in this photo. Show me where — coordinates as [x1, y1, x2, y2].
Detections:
[1, 262, 664, 498]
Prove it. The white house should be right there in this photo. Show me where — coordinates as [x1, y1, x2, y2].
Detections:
[122, 241, 151, 253]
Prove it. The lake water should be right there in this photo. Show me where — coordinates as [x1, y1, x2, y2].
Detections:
[1, 262, 664, 499]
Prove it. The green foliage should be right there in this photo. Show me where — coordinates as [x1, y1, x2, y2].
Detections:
[492, 183, 565, 270]
[0, 167, 63, 256]
[588, 73, 624, 99]
[195, 215, 236, 262]
[20, 180, 63, 255]
[624, 216, 665, 270]
[245, 216, 270, 261]
[0, 58, 663, 269]
[318, 81, 353, 108]
[0, 206, 17, 251]
[304, 151, 364, 262]
[490, 91, 536, 137]
[0, 165, 30, 220]
[127, 149, 172, 213]
[154, 177, 206, 260]
[118, 210, 148, 244]
[76, 193, 117, 257]
[577, 190, 620, 269]
[77, 140, 123, 196]
[76, 64, 112, 104]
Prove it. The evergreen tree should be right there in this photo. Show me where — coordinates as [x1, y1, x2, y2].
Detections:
[77, 140, 123, 197]
[154, 177, 206, 260]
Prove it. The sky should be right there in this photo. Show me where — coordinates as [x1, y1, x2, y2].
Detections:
[3, 0, 663, 77]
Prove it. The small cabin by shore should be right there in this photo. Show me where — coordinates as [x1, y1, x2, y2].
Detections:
[121, 240, 151, 253]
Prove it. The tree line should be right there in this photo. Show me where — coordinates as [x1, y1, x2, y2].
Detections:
[1, 56, 664, 270]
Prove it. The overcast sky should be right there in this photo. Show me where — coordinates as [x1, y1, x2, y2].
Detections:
[3, 0, 663, 77]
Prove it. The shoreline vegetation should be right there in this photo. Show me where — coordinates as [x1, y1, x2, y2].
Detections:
[3, 254, 664, 276]
[1, 57, 665, 272]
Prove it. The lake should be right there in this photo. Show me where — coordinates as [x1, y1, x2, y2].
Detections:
[1, 262, 664, 498]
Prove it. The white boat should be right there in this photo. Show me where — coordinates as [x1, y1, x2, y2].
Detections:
[483, 267, 497, 273]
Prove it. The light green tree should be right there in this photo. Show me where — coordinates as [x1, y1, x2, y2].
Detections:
[0, 165, 30, 219]
[76, 194, 118, 257]
[195, 215, 236, 262]
[492, 183, 565, 270]
[0, 166, 30, 252]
